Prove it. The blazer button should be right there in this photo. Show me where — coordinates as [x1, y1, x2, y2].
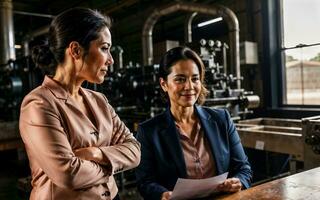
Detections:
[101, 191, 110, 197]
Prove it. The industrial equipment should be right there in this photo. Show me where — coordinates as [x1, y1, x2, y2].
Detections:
[237, 116, 320, 172]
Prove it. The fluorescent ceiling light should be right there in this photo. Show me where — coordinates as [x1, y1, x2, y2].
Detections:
[197, 17, 223, 27]
[15, 44, 22, 49]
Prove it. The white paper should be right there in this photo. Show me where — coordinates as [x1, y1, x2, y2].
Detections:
[170, 172, 228, 200]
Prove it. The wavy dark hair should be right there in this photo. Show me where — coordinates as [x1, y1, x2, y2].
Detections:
[32, 8, 111, 75]
[158, 46, 208, 105]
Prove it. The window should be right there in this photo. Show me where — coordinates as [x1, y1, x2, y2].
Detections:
[281, 0, 320, 105]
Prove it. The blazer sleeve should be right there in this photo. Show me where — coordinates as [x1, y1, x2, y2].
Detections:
[19, 93, 109, 190]
[98, 100, 141, 174]
[135, 125, 168, 200]
[224, 109, 252, 189]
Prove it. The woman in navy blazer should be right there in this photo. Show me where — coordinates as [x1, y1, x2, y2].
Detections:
[135, 47, 252, 200]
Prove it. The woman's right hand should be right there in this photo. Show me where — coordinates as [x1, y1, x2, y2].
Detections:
[217, 178, 242, 193]
[161, 191, 172, 200]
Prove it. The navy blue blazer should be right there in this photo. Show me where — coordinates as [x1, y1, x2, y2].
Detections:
[135, 106, 252, 200]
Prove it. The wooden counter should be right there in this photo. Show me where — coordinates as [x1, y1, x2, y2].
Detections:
[217, 167, 320, 200]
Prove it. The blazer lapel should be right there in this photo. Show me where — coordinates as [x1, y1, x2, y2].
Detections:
[195, 106, 223, 174]
[159, 109, 187, 178]
[79, 88, 100, 131]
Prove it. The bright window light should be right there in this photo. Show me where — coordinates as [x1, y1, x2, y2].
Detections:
[197, 17, 223, 27]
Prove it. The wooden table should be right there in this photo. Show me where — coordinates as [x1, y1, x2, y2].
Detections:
[216, 167, 320, 200]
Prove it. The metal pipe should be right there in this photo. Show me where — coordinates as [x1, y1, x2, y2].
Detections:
[13, 10, 55, 18]
[184, 12, 197, 43]
[14, 10, 53, 57]
[111, 46, 124, 71]
[142, 2, 241, 88]
[0, 0, 15, 66]
[23, 25, 50, 56]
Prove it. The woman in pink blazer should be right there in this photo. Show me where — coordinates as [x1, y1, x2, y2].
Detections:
[19, 8, 140, 200]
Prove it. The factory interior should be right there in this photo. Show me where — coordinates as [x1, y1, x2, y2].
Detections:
[0, 0, 320, 199]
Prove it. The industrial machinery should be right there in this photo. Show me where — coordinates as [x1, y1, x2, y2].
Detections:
[303, 116, 320, 169]
[0, 60, 23, 121]
[102, 38, 260, 121]
[237, 116, 320, 172]
[101, 2, 260, 122]
[0, 59, 28, 151]
[190, 39, 260, 120]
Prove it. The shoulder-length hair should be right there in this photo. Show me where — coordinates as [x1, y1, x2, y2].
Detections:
[158, 46, 208, 105]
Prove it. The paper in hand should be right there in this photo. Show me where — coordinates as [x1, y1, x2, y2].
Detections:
[170, 172, 228, 200]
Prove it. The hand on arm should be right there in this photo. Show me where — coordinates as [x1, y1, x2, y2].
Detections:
[74, 147, 109, 165]
[97, 101, 140, 172]
[217, 178, 242, 193]
[161, 191, 172, 200]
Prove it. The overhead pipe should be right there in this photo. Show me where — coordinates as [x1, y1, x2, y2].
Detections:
[0, 0, 15, 66]
[142, 2, 241, 89]
[184, 12, 198, 43]
[13, 10, 55, 19]
[12, 10, 54, 57]
[16, 11, 53, 56]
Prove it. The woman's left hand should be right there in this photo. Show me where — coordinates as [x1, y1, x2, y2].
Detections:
[74, 147, 103, 163]
[217, 178, 242, 193]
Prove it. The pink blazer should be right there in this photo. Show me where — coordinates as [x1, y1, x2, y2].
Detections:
[19, 76, 141, 200]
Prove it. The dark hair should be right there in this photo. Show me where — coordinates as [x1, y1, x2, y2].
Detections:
[158, 46, 208, 105]
[32, 8, 111, 75]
